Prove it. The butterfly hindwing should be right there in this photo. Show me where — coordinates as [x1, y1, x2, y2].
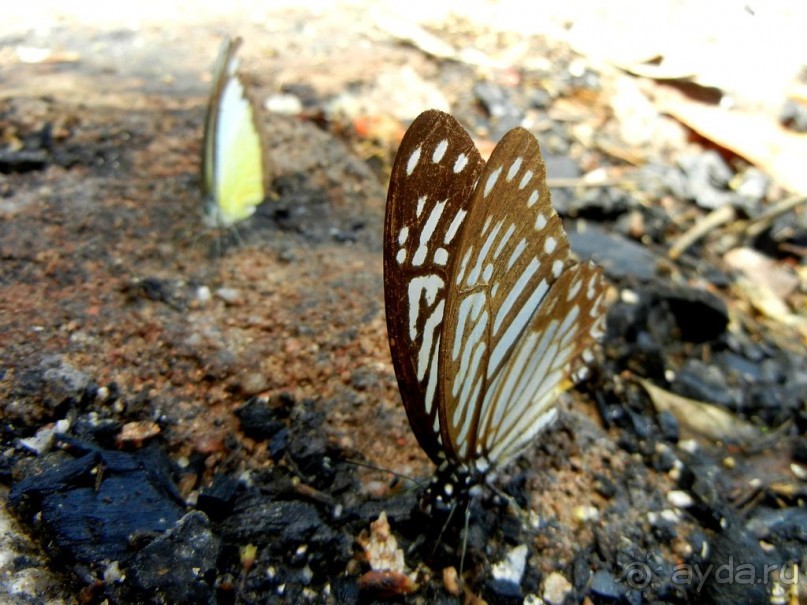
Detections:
[384, 110, 484, 464]
[201, 37, 268, 229]
[438, 127, 606, 466]
[479, 262, 606, 463]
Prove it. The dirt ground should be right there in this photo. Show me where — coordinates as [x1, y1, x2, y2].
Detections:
[1, 3, 806, 604]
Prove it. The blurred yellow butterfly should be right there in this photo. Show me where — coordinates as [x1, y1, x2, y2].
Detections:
[201, 37, 269, 229]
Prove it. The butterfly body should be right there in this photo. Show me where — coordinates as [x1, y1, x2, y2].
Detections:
[384, 110, 606, 481]
[201, 37, 269, 229]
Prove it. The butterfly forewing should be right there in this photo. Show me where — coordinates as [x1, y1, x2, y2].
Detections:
[438, 127, 604, 466]
[384, 111, 484, 464]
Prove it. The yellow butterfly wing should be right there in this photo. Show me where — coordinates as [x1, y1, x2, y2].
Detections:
[201, 37, 268, 228]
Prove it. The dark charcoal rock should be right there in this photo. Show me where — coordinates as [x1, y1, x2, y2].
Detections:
[10, 443, 185, 565]
[589, 569, 624, 600]
[484, 578, 521, 604]
[672, 359, 742, 409]
[0, 148, 48, 173]
[221, 495, 323, 548]
[657, 410, 680, 443]
[258, 172, 359, 245]
[9, 452, 99, 512]
[330, 575, 360, 604]
[234, 395, 289, 442]
[689, 515, 771, 605]
[656, 284, 729, 343]
[197, 474, 241, 521]
[794, 437, 807, 464]
[677, 151, 743, 210]
[567, 224, 659, 281]
[125, 511, 219, 604]
[747, 507, 807, 564]
[268, 427, 289, 459]
[716, 351, 764, 383]
[747, 507, 807, 544]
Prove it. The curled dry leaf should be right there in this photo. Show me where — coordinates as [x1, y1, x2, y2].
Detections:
[357, 511, 417, 596]
[637, 378, 761, 445]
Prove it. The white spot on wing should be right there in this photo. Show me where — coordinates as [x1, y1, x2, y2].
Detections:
[528, 190, 539, 207]
[407, 274, 443, 341]
[535, 213, 547, 230]
[406, 146, 422, 176]
[396, 248, 406, 264]
[552, 259, 563, 277]
[398, 226, 409, 245]
[434, 247, 448, 265]
[493, 258, 541, 334]
[494, 223, 516, 259]
[432, 139, 448, 163]
[412, 200, 446, 266]
[544, 236, 557, 254]
[444, 209, 466, 244]
[455, 247, 473, 285]
[454, 153, 469, 173]
[519, 170, 533, 189]
[484, 166, 503, 197]
[416, 195, 427, 218]
[423, 335, 440, 415]
[483, 263, 493, 282]
[507, 157, 523, 181]
[467, 221, 503, 286]
[417, 300, 444, 380]
[507, 239, 527, 270]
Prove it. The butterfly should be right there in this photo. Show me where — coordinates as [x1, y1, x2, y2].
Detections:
[201, 36, 269, 229]
[383, 110, 607, 507]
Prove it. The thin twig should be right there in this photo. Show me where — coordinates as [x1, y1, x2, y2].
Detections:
[668, 205, 737, 260]
[741, 194, 807, 239]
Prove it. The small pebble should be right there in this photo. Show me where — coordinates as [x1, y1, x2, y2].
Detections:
[572, 504, 600, 523]
[215, 287, 242, 305]
[667, 490, 694, 508]
[264, 93, 303, 115]
[491, 543, 528, 584]
[443, 566, 461, 596]
[542, 571, 572, 605]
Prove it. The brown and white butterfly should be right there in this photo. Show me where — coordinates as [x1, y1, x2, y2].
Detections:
[384, 110, 606, 489]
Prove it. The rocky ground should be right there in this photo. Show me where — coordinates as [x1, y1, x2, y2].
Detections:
[1, 3, 806, 604]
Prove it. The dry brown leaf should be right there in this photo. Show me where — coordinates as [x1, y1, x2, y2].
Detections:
[637, 378, 761, 445]
[654, 85, 807, 196]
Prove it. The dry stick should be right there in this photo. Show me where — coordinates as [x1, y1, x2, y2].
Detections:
[668, 205, 737, 260]
[740, 194, 807, 239]
[546, 176, 638, 188]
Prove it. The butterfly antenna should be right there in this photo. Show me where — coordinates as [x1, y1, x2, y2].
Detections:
[431, 497, 460, 559]
[489, 482, 533, 527]
[459, 499, 471, 580]
[342, 457, 425, 488]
